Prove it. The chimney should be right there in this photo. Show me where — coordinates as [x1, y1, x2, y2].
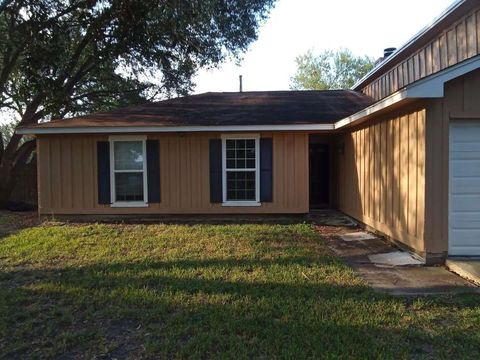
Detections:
[383, 47, 397, 58]
[239, 75, 243, 92]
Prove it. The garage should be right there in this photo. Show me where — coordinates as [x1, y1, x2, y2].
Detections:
[449, 120, 480, 256]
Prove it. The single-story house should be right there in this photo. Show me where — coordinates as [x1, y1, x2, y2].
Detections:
[17, 0, 480, 264]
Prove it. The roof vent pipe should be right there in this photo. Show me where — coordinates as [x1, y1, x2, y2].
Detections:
[383, 47, 397, 58]
[239, 75, 243, 92]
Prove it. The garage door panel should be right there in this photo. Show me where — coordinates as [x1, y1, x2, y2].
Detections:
[450, 229, 480, 246]
[450, 143, 480, 153]
[450, 161, 480, 176]
[450, 178, 480, 194]
[451, 195, 480, 211]
[449, 120, 480, 256]
[451, 123, 480, 138]
[450, 214, 480, 228]
[449, 246, 480, 256]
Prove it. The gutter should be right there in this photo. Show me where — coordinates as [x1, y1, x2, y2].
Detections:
[15, 123, 337, 134]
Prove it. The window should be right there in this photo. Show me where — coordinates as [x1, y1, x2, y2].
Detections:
[222, 135, 260, 206]
[110, 136, 148, 207]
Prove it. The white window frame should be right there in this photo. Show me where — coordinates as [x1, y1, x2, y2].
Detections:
[109, 135, 148, 207]
[221, 134, 261, 207]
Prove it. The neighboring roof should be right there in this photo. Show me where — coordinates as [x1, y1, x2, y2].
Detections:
[18, 91, 373, 133]
[352, 0, 475, 91]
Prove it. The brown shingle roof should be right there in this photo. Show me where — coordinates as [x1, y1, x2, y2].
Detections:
[21, 90, 373, 130]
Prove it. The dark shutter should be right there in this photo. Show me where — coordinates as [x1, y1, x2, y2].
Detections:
[209, 139, 223, 203]
[260, 138, 273, 202]
[97, 141, 111, 204]
[147, 139, 161, 203]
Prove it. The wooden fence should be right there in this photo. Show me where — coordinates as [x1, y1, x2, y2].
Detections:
[10, 162, 37, 206]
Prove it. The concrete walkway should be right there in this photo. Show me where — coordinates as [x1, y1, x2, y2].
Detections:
[446, 258, 480, 286]
[310, 211, 480, 296]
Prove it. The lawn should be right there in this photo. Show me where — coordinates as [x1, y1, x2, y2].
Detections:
[0, 215, 479, 359]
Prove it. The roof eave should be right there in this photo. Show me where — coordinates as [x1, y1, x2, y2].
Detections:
[17, 57, 480, 135]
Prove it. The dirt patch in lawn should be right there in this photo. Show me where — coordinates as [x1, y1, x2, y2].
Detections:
[0, 210, 39, 238]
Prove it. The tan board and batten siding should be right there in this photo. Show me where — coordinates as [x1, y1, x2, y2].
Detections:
[361, 6, 480, 101]
[36, 132, 309, 215]
[424, 68, 480, 256]
[336, 105, 426, 254]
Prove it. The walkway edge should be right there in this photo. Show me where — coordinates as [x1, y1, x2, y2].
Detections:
[446, 260, 480, 286]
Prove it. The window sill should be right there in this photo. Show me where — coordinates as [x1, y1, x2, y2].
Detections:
[110, 202, 149, 208]
[222, 201, 261, 207]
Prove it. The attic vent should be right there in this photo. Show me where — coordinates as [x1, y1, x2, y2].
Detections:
[383, 47, 397, 58]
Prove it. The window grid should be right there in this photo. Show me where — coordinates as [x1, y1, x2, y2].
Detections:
[223, 137, 259, 203]
[110, 138, 147, 205]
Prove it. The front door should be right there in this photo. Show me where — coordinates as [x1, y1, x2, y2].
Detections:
[309, 143, 330, 209]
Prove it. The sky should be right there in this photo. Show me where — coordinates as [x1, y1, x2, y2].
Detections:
[193, 0, 455, 93]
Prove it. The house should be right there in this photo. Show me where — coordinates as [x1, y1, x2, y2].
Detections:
[17, 0, 480, 264]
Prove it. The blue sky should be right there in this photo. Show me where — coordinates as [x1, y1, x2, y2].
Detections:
[193, 0, 455, 93]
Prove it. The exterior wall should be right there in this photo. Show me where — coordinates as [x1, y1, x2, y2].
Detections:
[336, 104, 426, 254]
[360, 5, 480, 101]
[425, 68, 480, 256]
[36, 131, 309, 215]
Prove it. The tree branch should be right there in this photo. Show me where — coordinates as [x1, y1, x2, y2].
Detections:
[0, 131, 4, 162]
[12, 139, 35, 173]
[70, 85, 150, 101]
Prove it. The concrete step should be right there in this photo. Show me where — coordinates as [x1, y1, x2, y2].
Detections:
[446, 258, 480, 286]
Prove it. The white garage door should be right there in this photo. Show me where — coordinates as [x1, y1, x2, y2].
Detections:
[449, 120, 480, 256]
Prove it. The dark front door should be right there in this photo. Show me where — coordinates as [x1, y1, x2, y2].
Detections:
[309, 143, 330, 208]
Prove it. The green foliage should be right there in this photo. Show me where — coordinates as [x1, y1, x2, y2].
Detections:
[0, 119, 18, 146]
[0, 0, 275, 121]
[0, 0, 275, 204]
[290, 49, 375, 90]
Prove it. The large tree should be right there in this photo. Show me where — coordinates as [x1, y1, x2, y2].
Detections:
[0, 0, 275, 207]
[290, 49, 375, 90]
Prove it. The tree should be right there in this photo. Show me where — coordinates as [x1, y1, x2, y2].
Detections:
[290, 49, 375, 90]
[0, 0, 275, 207]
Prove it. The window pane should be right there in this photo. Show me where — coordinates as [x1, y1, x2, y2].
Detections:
[236, 149, 246, 159]
[226, 140, 236, 150]
[114, 141, 144, 170]
[236, 139, 246, 149]
[226, 171, 256, 201]
[226, 149, 235, 159]
[225, 138, 256, 170]
[115, 172, 144, 202]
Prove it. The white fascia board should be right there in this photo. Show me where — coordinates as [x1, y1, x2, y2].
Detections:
[337, 55, 480, 129]
[15, 123, 335, 135]
[334, 90, 408, 129]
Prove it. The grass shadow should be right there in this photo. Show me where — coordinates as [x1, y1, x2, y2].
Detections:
[1, 257, 480, 359]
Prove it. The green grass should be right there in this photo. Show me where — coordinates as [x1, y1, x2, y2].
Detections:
[0, 218, 479, 359]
